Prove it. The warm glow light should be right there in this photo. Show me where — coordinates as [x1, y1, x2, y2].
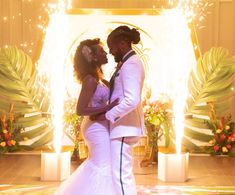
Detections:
[173, 81, 189, 154]
[162, 9, 195, 154]
[146, 9, 195, 102]
[38, 7, 196, 149]
[67, 0, 72, 10]
[38, 0, 71, 153]
[50, 13, 68, 154]
[58, 0, 72, 12]
[32, 0, 208, 151]
[167, 0, 213, 25]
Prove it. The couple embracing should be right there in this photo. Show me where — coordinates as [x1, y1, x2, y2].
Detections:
[55, 25, 145, 195]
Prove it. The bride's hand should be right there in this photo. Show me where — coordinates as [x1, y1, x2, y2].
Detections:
[108, 98, 119, 110]
[90, 99, 119, 121]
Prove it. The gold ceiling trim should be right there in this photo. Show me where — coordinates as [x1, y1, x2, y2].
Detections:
[66, 8, 162, 15]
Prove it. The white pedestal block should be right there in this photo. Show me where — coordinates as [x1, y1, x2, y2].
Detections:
[41, 151, 71, 181]
[158, 152, 189, 182]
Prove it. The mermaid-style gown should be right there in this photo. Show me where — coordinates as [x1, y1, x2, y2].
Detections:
[54, 83, 116, 195]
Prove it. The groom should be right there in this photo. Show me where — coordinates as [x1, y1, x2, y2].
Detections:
[105, 26, 145, 195]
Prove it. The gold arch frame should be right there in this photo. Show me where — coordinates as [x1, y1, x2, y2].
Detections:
[34, 9, 201, 63]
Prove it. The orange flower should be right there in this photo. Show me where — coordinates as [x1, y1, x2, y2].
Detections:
[2, 129, 8, 134]
[228, 136, 233, 142]
[11, 140, 16, 146]
[0, 142, 6, 147]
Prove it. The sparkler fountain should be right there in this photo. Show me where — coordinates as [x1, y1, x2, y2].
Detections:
[41, 0, 71, 181]
[158, 78, 190, 182]
[36, 0, 208, 182]
[157, 0, 209, 182]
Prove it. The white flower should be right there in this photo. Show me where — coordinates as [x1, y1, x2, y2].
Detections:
[82, 45, 93, 63]
[222, 147, 228, 153]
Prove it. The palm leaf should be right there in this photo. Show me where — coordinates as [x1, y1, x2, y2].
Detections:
[184, 47, 235, 150]
[0, 46, 52, 149]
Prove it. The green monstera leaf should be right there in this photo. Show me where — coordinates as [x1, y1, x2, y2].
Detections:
[183, 47, 235, 151]
[0, 46, 53, 149]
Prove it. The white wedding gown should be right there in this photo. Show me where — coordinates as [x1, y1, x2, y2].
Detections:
[54, 83, 116, 195]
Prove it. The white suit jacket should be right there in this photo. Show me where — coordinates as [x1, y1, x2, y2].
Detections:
[105, 53, 145, 139]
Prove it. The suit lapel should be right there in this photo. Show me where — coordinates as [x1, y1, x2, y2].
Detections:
[109, 50, 136, 101]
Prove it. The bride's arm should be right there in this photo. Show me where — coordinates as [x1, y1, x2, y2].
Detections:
[76, 75, 116, 116]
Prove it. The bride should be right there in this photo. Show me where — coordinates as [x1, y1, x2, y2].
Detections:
[54, 38, 118, 195]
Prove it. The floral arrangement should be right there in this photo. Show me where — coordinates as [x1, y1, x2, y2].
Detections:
[63, 97, 84, 160]
[140, 91, 173, 166]
[63, 99, 83, 148]
[64, 113, 83, 146]
[0, 105, 24, 154]
[64, 113, 84, 161]
[207, 103, 235, 155]
[142, 91, 173, 148]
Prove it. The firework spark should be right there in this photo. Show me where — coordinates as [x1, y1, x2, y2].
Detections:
[167, 0, 213, 25]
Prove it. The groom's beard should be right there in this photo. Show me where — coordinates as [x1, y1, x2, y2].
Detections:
[114, 48, 123, 63]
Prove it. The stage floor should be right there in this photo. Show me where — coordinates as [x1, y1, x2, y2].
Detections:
[0, 154, 235, 194]
[0, 154, 235, 186]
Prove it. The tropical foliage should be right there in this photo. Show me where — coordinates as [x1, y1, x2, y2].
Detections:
[0, 46, 52, 150]
[1, 46, 235, 154]
[184, 47, 235, 151]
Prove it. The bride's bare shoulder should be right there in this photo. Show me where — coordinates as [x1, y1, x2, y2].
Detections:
[82, 75, 97, 85]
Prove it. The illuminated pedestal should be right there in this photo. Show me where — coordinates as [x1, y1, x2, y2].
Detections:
[41, 151, 71, 181]
[158, 152, 189, 182]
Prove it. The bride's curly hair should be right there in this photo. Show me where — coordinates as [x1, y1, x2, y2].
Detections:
[74, 38, 103, 82]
